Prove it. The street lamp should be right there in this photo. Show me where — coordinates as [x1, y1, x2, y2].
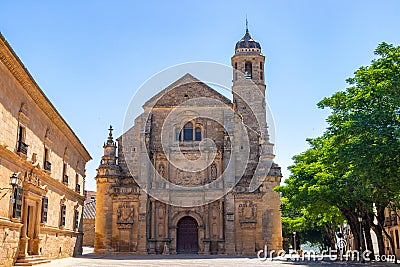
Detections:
[0, 172, 19, 200]
[293, 231, 297, 252]
[357, 216, 362, 252]
[10, 172, 19, 187]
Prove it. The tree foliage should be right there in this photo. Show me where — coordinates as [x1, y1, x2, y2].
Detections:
[276, 42, 400, 255]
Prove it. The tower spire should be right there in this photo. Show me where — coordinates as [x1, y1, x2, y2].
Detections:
[246, 16, 249, 33]
[105, 125, 115, 146]
[108, 125, 113, 140]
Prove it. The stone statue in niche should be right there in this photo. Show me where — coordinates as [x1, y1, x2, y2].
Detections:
[158, 204, 165, 219]
[211, 164, 217, 179]
[117, 202, 134, 223]
[224, 136, 231, 149]
[239, 201, 257, 220]
[158, 223, 165, 237]
[158, 165, 165, 178]
[212, 204, 219, 219]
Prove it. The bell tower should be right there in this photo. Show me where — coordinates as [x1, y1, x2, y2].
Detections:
[230, 22, 283, 254]
[231, 21, 269, 181]
[232, 20, 266, 92]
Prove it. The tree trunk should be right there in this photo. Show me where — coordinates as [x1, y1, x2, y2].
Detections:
[373, 225, 385, 256]
[363, 218, 375, 260]
[342, 209, 360, 251]
[367, 210, 385, 257]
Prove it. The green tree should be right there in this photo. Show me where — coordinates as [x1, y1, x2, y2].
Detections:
[277, 42, 400, 257]
[276, 137, 344, 251]
[318, 42, 400, 256]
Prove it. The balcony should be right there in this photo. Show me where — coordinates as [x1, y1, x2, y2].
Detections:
[63, 175, 69, 184]
[17, 141, 28, 155]
[44, 161, 52, 171]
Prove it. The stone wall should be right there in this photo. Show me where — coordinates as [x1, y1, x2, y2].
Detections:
[0, 222, 21, 267]
[0, 33, 91, 266]
[83, 218, 95, 246]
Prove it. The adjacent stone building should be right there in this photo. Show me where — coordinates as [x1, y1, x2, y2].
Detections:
[94, 26, 283, 255]
[0, 33, 91, 266]
[82, 199, 96, 247]
[384, 208, 400, 258]
[84, 190, 96, 204]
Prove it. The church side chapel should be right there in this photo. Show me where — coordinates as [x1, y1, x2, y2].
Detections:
[94, 25, 283, 255]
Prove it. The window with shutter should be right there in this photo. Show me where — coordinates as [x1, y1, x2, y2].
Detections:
[41, 196, 48, 223]
[60, 204, 66, 227]
[75, 173, 80, 193]
[74, 210, 79, 229]
[12, 186, 23, 218]
[62, 163, 68, 184]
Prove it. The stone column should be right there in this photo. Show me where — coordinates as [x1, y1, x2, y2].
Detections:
[33, 200, 41, 255]
[219, 201, 224, 240]
[224, 193, 235, 255]
[148, 199, 156, 254]
[223, 109, 236, 255]
[170, 226, 177, 254]
[18, 199, 29, 258]
[94, 178, 114, 254]
[150, 199, 155, 239]
[203, 205, 210, 255]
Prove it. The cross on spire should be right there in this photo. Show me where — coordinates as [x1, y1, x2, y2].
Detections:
[106, 125, 114, 145]
[108, 125, 113, 138]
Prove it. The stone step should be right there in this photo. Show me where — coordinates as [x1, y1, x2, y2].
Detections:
[14, 256, 51, 266]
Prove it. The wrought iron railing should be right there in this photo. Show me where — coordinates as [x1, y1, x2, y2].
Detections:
[44, 161, 52, 171]
[17, 141, 28, 155]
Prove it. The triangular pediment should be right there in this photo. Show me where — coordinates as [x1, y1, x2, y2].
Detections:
[143, 73, 232, 108]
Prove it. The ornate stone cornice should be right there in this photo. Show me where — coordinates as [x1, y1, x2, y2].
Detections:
[233, 193, 263, 200]
[0, 144, 85, 203]
[0, 217, 23, 229]
[0, 33, 91, 162]
[40, 225, 81, 235]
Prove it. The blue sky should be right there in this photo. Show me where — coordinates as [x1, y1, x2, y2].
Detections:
[1, 1, 400, 191]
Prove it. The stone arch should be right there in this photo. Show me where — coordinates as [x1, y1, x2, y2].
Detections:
[171, 211, 204, 228]
[170, 211, 205, 254]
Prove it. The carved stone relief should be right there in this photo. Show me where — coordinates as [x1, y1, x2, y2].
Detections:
[238, 201, 257, 220]
[117, 202, 134, 224]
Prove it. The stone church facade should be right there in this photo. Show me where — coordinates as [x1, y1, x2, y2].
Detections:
[94, 27, 283, 255]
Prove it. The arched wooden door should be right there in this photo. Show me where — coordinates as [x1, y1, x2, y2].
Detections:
[177, 216, 198, 254]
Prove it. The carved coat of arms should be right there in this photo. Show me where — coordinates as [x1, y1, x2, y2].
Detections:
[117, 202, 134, 224]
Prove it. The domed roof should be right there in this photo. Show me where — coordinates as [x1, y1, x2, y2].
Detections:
[235, 29, 261, 51]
